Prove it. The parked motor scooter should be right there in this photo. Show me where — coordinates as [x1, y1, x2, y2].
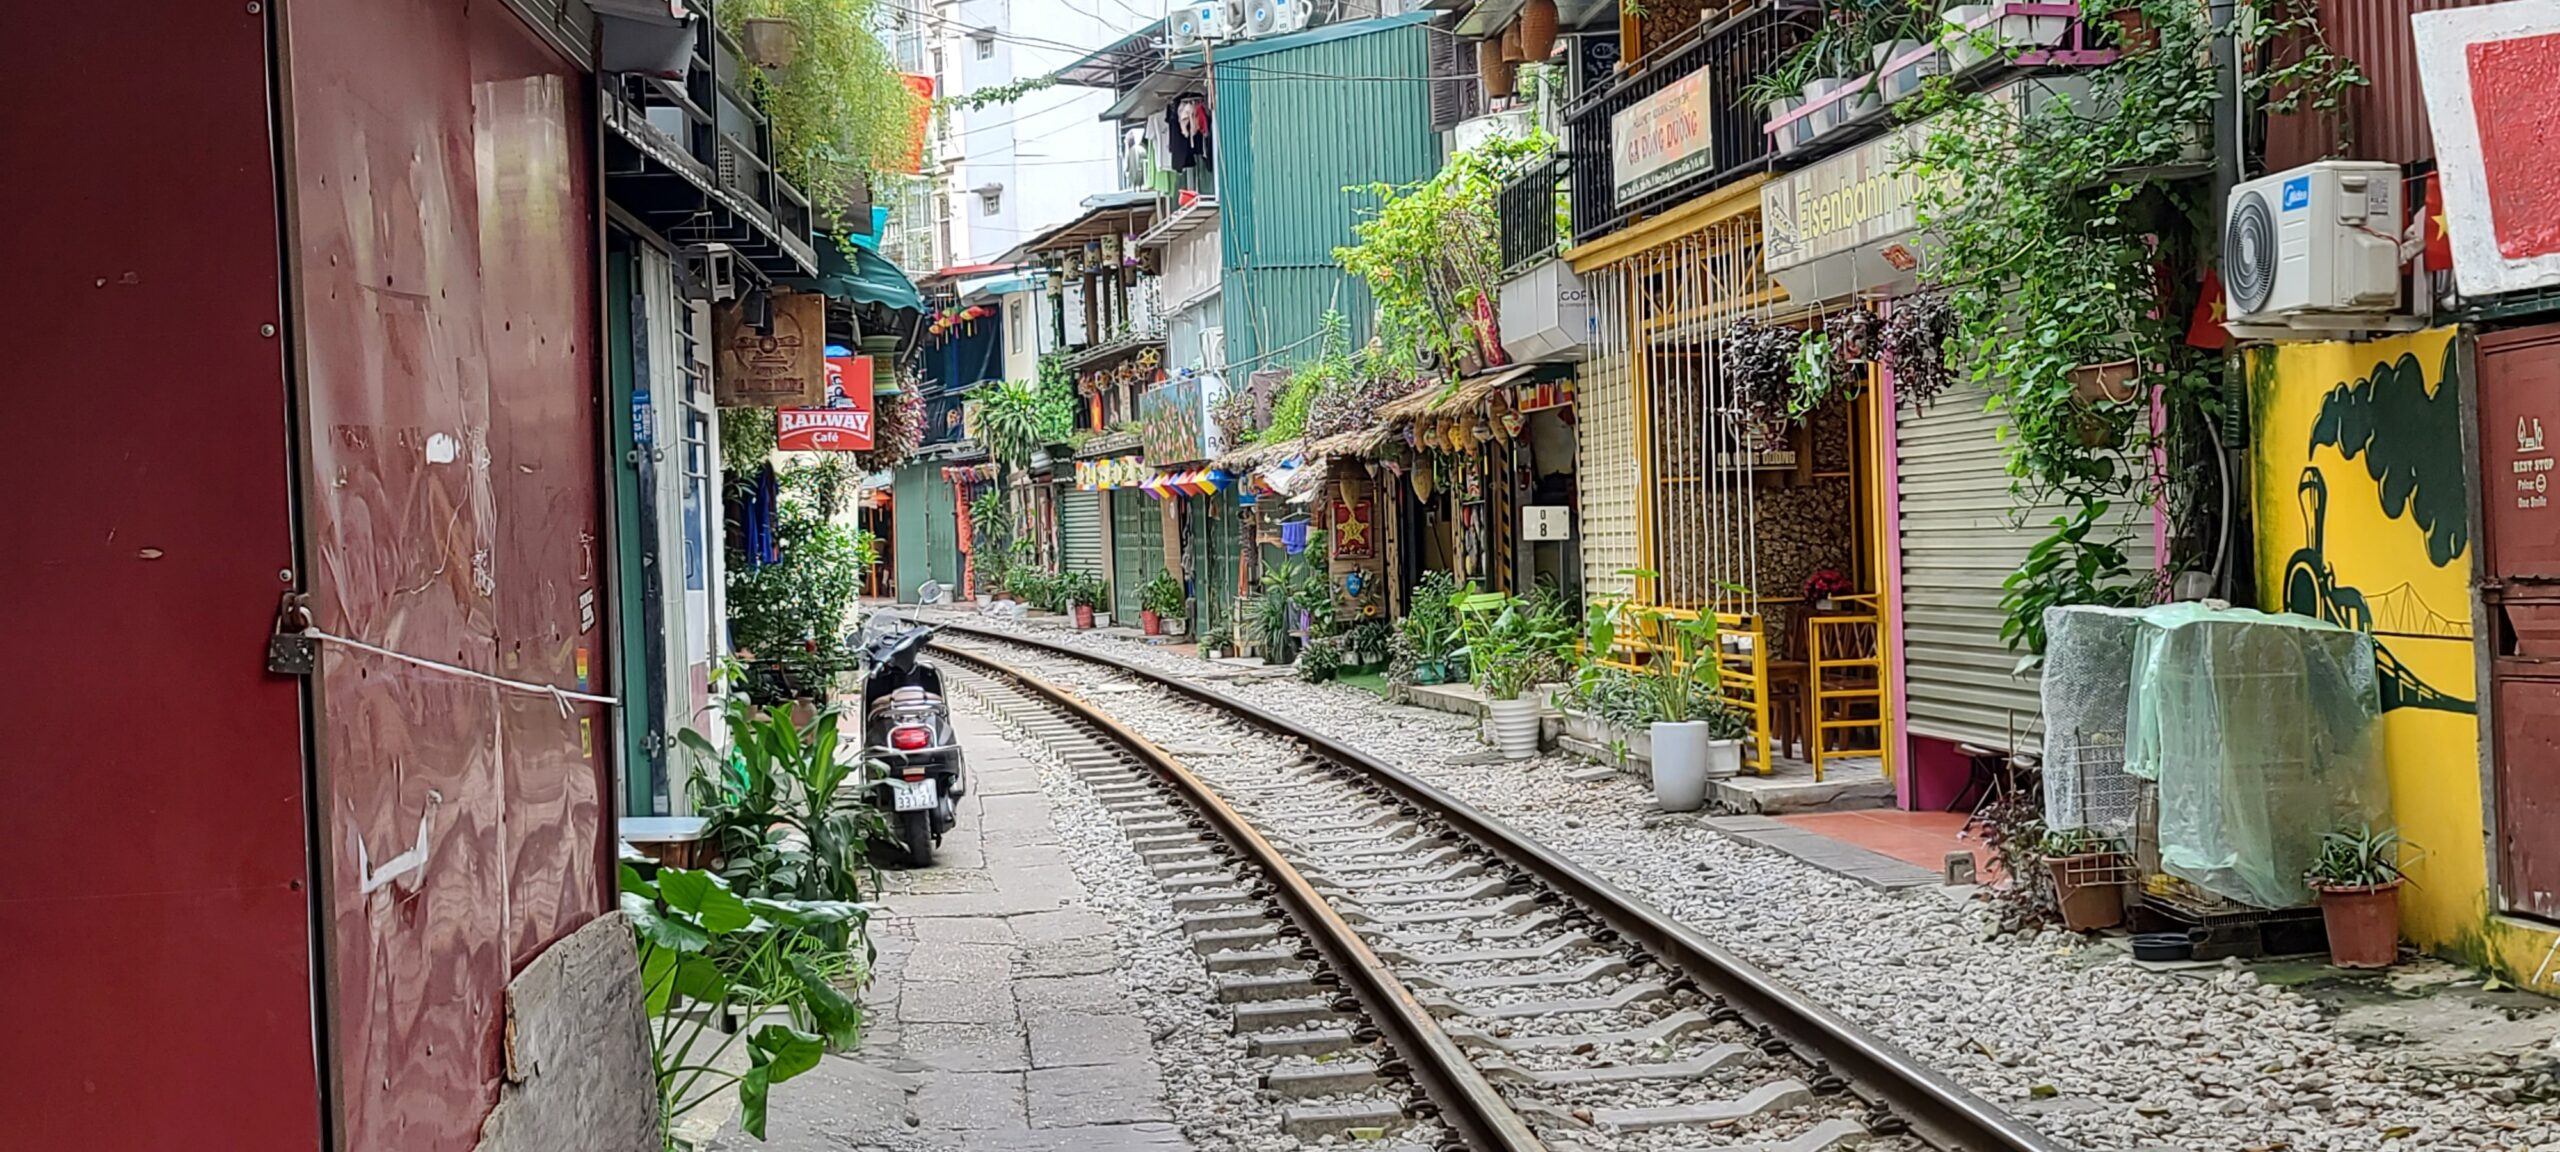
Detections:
[854, 610, 966, 866]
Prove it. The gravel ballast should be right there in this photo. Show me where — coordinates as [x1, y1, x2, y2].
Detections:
[938, 615, 2560, 1152]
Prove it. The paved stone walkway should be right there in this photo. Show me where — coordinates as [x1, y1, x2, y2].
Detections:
[719, 706, 1195, 1152]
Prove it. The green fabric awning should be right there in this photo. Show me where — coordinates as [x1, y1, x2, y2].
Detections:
[791, 238, 923, 313]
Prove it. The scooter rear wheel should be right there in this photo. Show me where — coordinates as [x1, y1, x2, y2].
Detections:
[899, 807, 935, 868]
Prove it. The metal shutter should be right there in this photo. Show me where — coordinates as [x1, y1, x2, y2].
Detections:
[1575, 289, 1641, 602]
[1893, 383, 2154, 751]
[1060, 489, 1105, 580]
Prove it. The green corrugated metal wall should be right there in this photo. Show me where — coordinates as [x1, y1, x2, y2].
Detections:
[1215, 17, 1440, 373]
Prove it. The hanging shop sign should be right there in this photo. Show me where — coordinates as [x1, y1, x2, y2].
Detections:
[2412, 1, 2560, 297]
[776, 354, 877, 452]
[1612, 67, 1713, 206]
[713, 290, 826, 407]
[1075, 455, 1151, 491]
[1760, 122, 1936, 302]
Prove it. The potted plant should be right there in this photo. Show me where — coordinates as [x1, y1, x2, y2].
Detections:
[739, 15, 799, 68]
[1198, 623, 1232, 660]
[594, 0, 699, 79]
[1743, 48, 1822, 156]
[2068, 358, 2141, 405]
[2041, 827, 2126, 931]
[1453, 590, 1564, 761]
[1803, 568, 1852, 612]
[1636, 610, 1739, 810]
[1139, 570, 1187, 636]
[2308, 824, 2413, 968]
[1799, 24, 1880, 137]
[1063, 572, 1103, 630]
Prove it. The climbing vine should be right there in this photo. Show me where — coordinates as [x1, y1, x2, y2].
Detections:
[720, 0, 928, 212]
[1897, 0, 2246, 661]
[943, 71, 1061, 111]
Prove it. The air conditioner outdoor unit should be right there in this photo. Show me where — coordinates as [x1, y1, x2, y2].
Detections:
[1167, 0, 1231, 47]
[1240, 0, 1309, 37]
[2221, 160, 2412, 339]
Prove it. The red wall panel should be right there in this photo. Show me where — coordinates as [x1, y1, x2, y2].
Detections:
[0, 5, 322, 1149]
[282, 1, 607, 1147]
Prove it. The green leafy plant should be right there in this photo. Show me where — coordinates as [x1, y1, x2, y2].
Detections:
[729, 490, 870, 701]
[2236, 0, 2370, 158]
[1900, 0, 2230, 659]
[1336, 133, 1552, 371]
[2038, 827, 2117, 858]
[719, 0, 927, 215]
[2307, 824, 2416, 889]
[1196, 622, 1233, 655]
[974, 375, 1076, 472]
[682, 664, 885, 907]
[1741, 40, 1824, 110]
[1255, 541, 1332, 662]
[1296, 634, 1348, 683]
[1340, 619, 1394, 664]
[1140, 570, 1188, 619]
[1059, 570, 1106, 610]
[623, 862, 868, 1145]
[1399, 571, 1465, 668]
[1451, 589, 1575, 701]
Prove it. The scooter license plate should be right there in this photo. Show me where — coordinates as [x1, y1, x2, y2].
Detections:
[887, 778, 939, 812]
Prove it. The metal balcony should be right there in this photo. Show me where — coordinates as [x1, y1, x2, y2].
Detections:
[1497, 156, 1567, 279]
[1561, 4, 1806, 244]
[601, 17, 818, 278]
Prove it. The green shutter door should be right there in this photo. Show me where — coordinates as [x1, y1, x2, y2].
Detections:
[1060, 489, 1105, 580]
[1195, 495, 1244, 632]
[1110, 491, 1163, 624]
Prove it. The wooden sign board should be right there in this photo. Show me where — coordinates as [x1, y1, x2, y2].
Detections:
[713, 291, 825, 408]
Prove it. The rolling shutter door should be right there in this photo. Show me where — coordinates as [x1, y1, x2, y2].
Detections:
[1894, 383, 2153, 751]
[1060, 489, 1105, 580]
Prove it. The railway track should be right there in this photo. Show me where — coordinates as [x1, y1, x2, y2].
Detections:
[931, 623, 2063, 1152]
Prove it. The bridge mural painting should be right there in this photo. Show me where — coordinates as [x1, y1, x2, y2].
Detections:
[2251, 326, 2494, 961]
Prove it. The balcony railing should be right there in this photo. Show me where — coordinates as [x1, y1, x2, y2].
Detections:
[1497, 156, 1567, 279]
[1562, 5, 1807, 244]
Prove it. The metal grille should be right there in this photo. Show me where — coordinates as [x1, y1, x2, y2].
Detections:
[1497, 157, 1566, 280]
[1576, 294, 1642, 602]
[1612, 212, 1779, 611]
[1562, 7, 1806, 244]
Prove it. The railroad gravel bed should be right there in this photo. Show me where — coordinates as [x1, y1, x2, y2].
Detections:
[943, 620, 2560, 1152]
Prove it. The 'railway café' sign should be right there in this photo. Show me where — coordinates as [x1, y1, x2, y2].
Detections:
[1612, 68, 1712, 206]
[1759, 123, 1939, 302]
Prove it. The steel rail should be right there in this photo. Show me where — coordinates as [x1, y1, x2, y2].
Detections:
[934, 621, 2066, 1152]
[930, 642, 1549, 1152]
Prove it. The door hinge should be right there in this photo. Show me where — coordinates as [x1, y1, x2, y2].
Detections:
[268, 592, 317, 675]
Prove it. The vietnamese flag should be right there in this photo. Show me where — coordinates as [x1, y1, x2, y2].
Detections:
[2187, 267, 2229, 350]
[2419, 171, 2454, 273]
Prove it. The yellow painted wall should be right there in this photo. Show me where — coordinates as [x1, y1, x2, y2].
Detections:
[2251, 328, 2560, 983]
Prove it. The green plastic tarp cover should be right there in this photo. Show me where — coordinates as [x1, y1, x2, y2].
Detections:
[797, 238, 922, 313]
[2123, 603, 2386, 910]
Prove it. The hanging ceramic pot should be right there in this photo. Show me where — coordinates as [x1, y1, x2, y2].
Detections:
[1478, 37, 1515, 99]
[1501, 21, 1527, 63]
[1520, 0, 1559, 61]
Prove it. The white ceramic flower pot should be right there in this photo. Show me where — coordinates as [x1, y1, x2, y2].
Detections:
[1766, 97, 1811, 155]
[1486, 697, 1543, 761]
[1802, 78, 1854, 135]
[1651, 720, 1712, 811]
[1706, 737, 1742, 780]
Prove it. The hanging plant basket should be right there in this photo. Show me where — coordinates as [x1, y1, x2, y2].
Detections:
[740, 17, 800, 69]
[2068, 358, 2141, 406]
[1478, 36, 1516, 98]
[1520, 0, 1559, 60]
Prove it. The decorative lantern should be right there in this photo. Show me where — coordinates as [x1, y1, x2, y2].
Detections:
[1477, 37, 1514, 99]
[1501, 21, 1525, 63]
[1520, 0, 1559, 60]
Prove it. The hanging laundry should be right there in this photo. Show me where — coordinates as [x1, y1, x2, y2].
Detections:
[1164, 105, 1196, 171]
[1177, 97, 1212, 168]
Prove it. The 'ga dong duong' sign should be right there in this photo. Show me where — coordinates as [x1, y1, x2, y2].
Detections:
[1611, 68, 1712, 206]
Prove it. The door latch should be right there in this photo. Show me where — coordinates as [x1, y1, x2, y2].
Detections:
[268, 592, 317, 675]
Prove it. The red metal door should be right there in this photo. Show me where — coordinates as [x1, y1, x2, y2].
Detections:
[2477, 323, 2560, 921]
[281, 1, 608, 1147]
[0, 4, 322, 1148]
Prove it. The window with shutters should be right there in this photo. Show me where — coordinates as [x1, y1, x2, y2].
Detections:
[1427, 27, 1483, 133]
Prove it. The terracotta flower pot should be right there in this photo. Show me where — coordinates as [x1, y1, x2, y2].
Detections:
[1519, 0, 1559, 60]
[1501, 21, 1526, 63]
[1072, 604, 1094, 629]
[2069, 358, 2140, 405]
[1142, 609, 1163, 635]
[2044, 854, 2124, 931]
[1478, 37, 1515, 99]
[2318, 880, 2403, 967]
